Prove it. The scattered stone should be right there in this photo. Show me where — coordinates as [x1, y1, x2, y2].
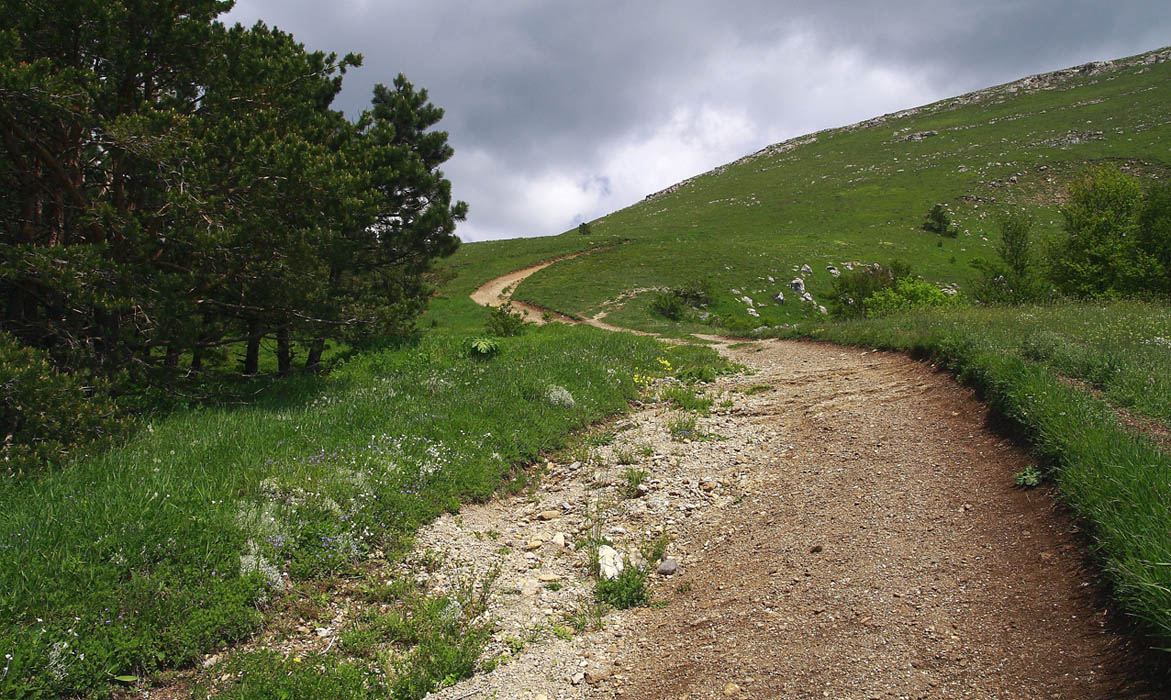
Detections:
[552, 532, 566, 547]
[636, 482, 650, 496]
[585, 666, 611, 685]
[656, 558, 679, 576]
[598, 545, 625, 580]
[810, 544, 824, 554]
[202, 654, 221, 669]
[315, 627, 332, 637]
[572, 672, 586, 685]
[894, 129, 938, 142]
[525, 539, 544, 551]
[538, 573, 562, 582]
[826, 265, 840, 278]
[741, 295, 755, 307]
[773, 290, 785, 304]
[800, 264, 813, 275]
[724, 682, 742, 695]
[537, 510, 561, 521]
[789, 278, 805, 294]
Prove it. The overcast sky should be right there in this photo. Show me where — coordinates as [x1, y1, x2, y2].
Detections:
[224, 1, 1171, 241]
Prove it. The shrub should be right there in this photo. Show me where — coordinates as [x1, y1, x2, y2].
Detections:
[649, 279, 713, 321]
[1136, 179, 1171, 297]
[649, 291, 685, 320]
[1049, 165, 1161, 298]
[924, 203, 958, 237]
[829, 261, 911, 318]
[672, 278, 713, 306]
[864, 278, 965, 317]
[485, 303, 528, 337]
[0, 331, 127, 478]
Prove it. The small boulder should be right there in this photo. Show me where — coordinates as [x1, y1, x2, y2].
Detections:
[773, 290, 784, 304]
[789, 278, 805, 294]
[826, 265, 840, 278]
[597, 545, 624, 580]
[800, 264, 813, 275]
[656, 557, 679, 576]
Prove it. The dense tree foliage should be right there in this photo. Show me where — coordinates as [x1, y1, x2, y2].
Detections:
[0, 0, 464, 391]
[1050, 166, 1168, 299]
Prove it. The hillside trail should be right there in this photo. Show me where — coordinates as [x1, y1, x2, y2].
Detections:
[414, 264, 1155, 699]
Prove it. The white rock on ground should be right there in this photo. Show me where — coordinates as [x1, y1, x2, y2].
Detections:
[597, 545, 624, 580]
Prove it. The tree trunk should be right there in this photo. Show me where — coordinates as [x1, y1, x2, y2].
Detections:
[243, 319, 261, 375]
[164, 346, 179, 369]
[276, 324, 292, 377]
[305, 337, 325, 372]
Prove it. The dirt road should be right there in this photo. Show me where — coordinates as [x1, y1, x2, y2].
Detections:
[434, 265, 1152, 698]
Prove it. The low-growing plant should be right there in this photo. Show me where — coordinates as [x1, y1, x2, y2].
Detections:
[613, 445, 637, 465]
[661, 385, 713, 413]
[640, 533, 669, 565]
[465, 336, 500, 358]
[666, 413, 698, 440]
[1014, 465, 1043, 488]
[0, 331, 128, 479]
[622, 467, 649, 497]
[595, 566, 648, 609]
[585, 430, 617, 447]
[564, 598, 607, 632]
[829, 260, 910, 318]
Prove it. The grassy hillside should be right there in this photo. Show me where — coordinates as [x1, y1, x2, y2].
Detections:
[458, 47, 1171, 332]
[444, 46, 1171, 671]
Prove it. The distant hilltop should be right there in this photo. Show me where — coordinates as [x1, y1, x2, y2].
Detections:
[645, 45, 1171, 203]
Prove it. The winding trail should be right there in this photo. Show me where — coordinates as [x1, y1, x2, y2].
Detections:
[470, 253, 657, 335]
[442, 262, 1154, 698]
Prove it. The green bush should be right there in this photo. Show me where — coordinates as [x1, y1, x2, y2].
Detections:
[0, 331, 127, 478]
[649, 292, 685, 320]
[864, 278, 965, 317]
[1136, 179, 1171, 296]
[829, 261, 911, 318]
[485, 303, 528, 337]
[923, 203, 958, 237]
[1049, 166, 1163, 299]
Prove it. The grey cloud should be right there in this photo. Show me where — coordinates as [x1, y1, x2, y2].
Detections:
[225, 1, 1171, 240]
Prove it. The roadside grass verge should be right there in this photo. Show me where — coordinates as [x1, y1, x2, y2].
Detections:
[771, 300, 1171, 654]
[0, 323, 723, 698]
